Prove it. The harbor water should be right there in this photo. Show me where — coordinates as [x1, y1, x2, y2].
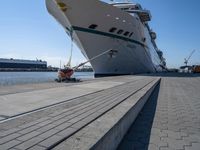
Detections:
[0, 72, 94, 86]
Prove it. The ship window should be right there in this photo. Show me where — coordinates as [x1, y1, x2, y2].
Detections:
[124, 31, 130, 36]
[117, 29, 123, 34]
[129, 32, 133, 37]
[121, 8, 129, 10]
[88, 24, 98, 29]
[109, 27, 117, 33]
[135, 5, 140, 10]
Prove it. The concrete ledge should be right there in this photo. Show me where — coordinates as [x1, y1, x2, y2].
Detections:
[53, 78, 160, 150]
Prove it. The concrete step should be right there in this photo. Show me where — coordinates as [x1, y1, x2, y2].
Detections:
[53, 78, 160, 150]
[0, 76, 145, 118]
[118, 73, 200, 150]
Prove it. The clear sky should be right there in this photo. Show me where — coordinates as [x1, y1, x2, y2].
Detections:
[0, 0, 199, 68]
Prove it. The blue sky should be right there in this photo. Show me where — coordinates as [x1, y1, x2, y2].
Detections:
[0, 0, 199, 68]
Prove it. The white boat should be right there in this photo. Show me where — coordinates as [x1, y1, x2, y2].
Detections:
[46, 0, 166, 76]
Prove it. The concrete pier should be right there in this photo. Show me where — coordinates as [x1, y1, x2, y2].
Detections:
[118, 74, 200, 150]
[0, 76, 146, 119]
[0, 74, 200, 150]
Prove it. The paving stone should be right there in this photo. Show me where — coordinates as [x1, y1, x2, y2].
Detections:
[38, 135, 63, 148]
[147, 143, 159, 150]
[2, 75, 199, 150]
[80, 112, 101, 124]
[162, 137, 187, 150]
[18, 125, 39, 134]
[54, 122, 72, 130]
[0, 128, 21, 138]
[37, 128, 59, 139]
[162, 130, 183, 140]
[28, 145, 47, 150]
[71, 121, 88, 130]
[57, 127, 77, 137]
[15, 137, 43, 150]
[0, 140, 21, 149]
[36, 124, 57, 133]
[17, 131, 41, 141]
[36, 120, 53, 127]
[51, 117, 71, 126]
[52, 135, 97, 150]
[118, 76, 200, 150]
[185, 142, 200, 150]
[0, 133, 21, 144]
[67, 116, 83, 124]
[159, 147, 173, 150]
[150, 128, 168, 138]
[18, 121, 39, 129]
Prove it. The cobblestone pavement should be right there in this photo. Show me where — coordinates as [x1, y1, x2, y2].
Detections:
[0, 75, 146, 119]
[118, 76, 200, 150]
[0, 77, 157, 150]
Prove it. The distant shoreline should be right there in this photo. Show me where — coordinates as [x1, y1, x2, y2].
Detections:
[0, 69, 94, 72]
[0, 69, 58, 72]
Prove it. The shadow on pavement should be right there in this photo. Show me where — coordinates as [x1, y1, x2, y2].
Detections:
[141, 72, 200, 78]
[118, 82, 160, 150]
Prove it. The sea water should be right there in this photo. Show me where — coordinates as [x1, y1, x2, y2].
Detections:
[0, 72, 94, 86]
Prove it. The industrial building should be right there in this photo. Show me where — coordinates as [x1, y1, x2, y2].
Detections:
[0, 58, 47, 69]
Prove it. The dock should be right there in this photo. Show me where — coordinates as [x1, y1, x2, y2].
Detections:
[0, 74, 200, 150]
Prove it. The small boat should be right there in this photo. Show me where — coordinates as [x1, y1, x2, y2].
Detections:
[58, 67, 74, 81]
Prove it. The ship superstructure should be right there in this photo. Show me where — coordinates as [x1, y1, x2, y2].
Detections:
[46, 0, 166, 76]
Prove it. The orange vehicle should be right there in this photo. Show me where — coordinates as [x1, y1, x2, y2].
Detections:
[58, 67, 74, 80]
[193, 65, 200, 73]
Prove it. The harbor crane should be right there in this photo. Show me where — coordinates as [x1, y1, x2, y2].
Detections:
[184, 50, 196, 66]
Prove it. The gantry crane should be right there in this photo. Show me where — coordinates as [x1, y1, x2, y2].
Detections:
[184, 50, 196, 66]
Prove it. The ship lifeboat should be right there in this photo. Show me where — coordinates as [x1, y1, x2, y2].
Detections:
[150, 31, 157, 40]
[136, 10, 152, 22]
[157, 50, 163, 58]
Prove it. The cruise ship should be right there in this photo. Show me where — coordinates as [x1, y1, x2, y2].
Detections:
[46, 0, 166, 76]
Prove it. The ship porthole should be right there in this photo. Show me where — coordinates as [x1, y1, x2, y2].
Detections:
[88, 24, 98, 29]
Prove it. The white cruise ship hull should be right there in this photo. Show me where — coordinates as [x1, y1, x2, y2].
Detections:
[46, 0, 163, 76]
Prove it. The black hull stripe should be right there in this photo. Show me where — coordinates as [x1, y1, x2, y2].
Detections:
[72, 26, 145, 47]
